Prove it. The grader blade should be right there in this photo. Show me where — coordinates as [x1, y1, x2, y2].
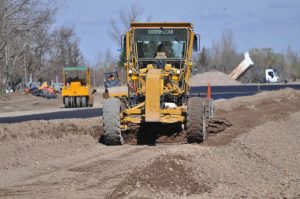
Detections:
[145, 69, 162, 122]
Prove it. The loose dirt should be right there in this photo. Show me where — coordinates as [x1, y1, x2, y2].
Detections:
[0, 92, 62, 114]
[189, 71, 241, 86]
[0, 91, 103, 117]
[0, 89, 300, 198]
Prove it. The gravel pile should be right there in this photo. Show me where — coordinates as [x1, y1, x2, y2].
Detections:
[190, 71, 241, 86]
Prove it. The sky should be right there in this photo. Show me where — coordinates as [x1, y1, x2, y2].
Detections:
[54, 0, 300, 64]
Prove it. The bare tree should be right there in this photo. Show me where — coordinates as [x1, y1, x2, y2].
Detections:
[284, 46, 300, 80]
[193, 31, 300, 82]
[0, 0, 87, 92]
[194, 30, 241, 74]
[0, 0, 57, 90]
[210, 30, 240, 73]
[108, 4, 151, 69]
[195, 47, 211, 73]
[48, 26, 85, 81]
[108, 4, 149, 46]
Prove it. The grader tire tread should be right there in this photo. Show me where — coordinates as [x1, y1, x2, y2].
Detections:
[186, 97, 206, 143]
[103, 98, 123, 146]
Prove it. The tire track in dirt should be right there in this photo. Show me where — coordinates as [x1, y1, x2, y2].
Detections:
[1, 89, 300, 198]
[206, 89, 300, 146]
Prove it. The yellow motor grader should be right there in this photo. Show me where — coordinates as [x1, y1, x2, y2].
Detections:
[103, 22, 212, 145]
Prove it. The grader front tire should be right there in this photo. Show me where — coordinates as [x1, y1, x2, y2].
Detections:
[186, 97, 206, 143]
[102, 98, 124, 146]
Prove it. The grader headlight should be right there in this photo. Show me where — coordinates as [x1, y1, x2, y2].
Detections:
[172, 75, 178, 80]
[164, 64, 172, 72]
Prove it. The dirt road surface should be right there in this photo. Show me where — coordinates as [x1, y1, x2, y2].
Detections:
[0, 92, 103, 117]
[0, 92, 62, 115]
[0, 89, 300, 198]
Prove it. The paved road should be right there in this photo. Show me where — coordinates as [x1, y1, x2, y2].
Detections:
[190, 83, 300, 99]
[0, 108, 103, 124]
[2, 83, 300, 123]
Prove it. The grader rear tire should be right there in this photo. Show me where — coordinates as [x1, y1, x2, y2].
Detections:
[186, 97, 206, 143]
[103, 98, 123, 145]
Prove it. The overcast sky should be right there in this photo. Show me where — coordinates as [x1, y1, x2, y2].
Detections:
[54, 0, 300, 64]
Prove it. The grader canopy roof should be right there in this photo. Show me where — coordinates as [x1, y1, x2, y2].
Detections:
[63, 66, 87, 71]
[130, 22, 193, 28]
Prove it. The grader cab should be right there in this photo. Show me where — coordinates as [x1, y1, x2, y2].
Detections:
[103, 22, 212, 145]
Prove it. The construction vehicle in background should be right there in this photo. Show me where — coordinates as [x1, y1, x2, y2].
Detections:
[102, 22, 213, 145]
[103, 70, 122, 98]
[229, 52, 254, 80]
[229, 52, 280, 83]
[62, 66, 95, 108]
[25, 81, 57, 99]
[261, 68, 280, 83]
[104, 71, 121, 88]
[252, 68, 281, 83]
[51, 82, 64, 93]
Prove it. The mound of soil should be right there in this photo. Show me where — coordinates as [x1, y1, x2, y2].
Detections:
[0, 118, 102, 170]
[215, 88, 299, 112]
[190, 71, 241, 86]
[1, 89, 300, 198]
[108, 154, 210, 198]
[210, 88, 300, 146]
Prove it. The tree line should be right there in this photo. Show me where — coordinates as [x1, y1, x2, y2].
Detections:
[108, 5, 300, 84]
[194, 31, 300, 83]
[0, 0, 85, 91]
[2, 2, 299, 91]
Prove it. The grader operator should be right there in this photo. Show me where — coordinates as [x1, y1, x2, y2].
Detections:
[103, 22, 211, 145]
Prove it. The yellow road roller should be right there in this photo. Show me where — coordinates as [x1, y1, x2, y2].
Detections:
[62, 66, 94, 108]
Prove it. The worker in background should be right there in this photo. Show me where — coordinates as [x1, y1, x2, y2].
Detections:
[108, 74, 115, 81]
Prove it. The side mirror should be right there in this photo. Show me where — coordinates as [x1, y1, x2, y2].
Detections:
[92, 89, 97, 94]
[193, 34, 200, 52]
[120, 35, 126, 51]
